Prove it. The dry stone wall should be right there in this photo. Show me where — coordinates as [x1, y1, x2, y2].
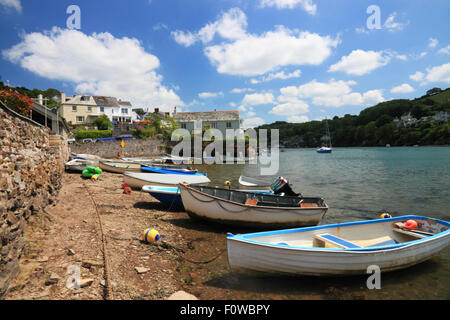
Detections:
[69, 138, 162, 158]
[0, 106, 68, 296]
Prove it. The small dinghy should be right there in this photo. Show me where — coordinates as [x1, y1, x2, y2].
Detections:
[238, 176, 271, 190]
[227, 215, 450, 276]
[99, 161, 142, 173]
[140, 165, 204, 175]
[179, 182, 328, 228]
[123, 172, 211, 189]
[65, 159, 98, 172]
[71, 153, 103, 161]
[142, 186, 274, 211]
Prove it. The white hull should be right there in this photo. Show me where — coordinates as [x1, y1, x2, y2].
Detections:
[179, 183, 327, 228]
[123, 172, 210, 190]
[99, 161, 141, 174]
[65, 159, 98, 172]
[227, 216, 450, 276]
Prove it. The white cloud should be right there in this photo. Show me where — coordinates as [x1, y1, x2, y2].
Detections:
[391, 83, 414, 94]
[428, 38, 439, 49]
[409, 71, 424, 82]
[172, 8, 338, 77]
[438, 45, 450, 55]
[230, 87, 254, 94]
[269, 99, 309, 116]
[171, 7, 247, 47]
[2, 27, 183, 110]
[250, 69, 301, 84]
[242, 117, 265, 129]
[198, 91, 223, 99]
[279, 79, 384, 107]
[0, 0, 21, 13]
[206, 26, 338, 76]
[171, 30, 197, 47]
[329, 49, 391, 76]
[288, 115, 310, 123]
[242, 92, 275, 105]
[425, 62, 450, 84]
[383, 12, 409, 32]
[258, 0, 317, 15]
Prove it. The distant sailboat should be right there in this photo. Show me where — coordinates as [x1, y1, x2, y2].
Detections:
[316, 119, 332, 153]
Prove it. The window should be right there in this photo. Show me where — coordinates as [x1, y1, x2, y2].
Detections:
[80, 96, 89, 101]
[181, 123, 187, 129]
[226, 121, 232, 128]
[211, 122, 217, 128]
[72, 106, 77, 112]
[122, 108, 128, 114]
[76, 116, 85, 122]
[87, 106, 92, 112]
[100, 107, 104, 112]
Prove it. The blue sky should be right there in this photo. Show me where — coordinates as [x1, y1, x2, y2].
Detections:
[0, 0, 449, 128]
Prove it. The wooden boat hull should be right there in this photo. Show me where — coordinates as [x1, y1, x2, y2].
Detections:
[227, 215, 450, 276]
[99, 161, 141, 173]
[123, 172, 211, 190]
[179, 183, 328, 228]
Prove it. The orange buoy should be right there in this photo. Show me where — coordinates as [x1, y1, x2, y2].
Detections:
[404, 219, 418, 230]
[123, 186, 131, 195]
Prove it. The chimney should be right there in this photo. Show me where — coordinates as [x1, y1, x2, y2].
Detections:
[61, 92, 66, 104]
[38, 94, 43, 105]
[173, 106, 177, 115]
[154, 107, 159, 113]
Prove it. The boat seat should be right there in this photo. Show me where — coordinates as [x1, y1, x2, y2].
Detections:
[393, 228, 428, 239]
[314, 233, 361, 249]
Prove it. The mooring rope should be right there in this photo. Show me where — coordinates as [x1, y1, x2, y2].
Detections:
[83, 181, 114, 300]
[186, 187, 251, 213]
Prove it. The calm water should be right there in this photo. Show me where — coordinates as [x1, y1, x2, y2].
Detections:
[190, 147, 450, 299]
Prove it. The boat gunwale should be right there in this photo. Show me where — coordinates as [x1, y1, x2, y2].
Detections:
[179, 183, 328, 212]
[227, 215, 450, 252]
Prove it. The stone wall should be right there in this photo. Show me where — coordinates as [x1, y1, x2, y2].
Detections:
[69, 139, 163, 158]
[0, 106, 68, 296]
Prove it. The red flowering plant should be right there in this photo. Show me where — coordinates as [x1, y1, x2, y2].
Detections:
[0, 89, 34, 117]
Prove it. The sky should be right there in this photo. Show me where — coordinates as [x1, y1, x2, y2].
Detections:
[0, 0, 449, 128]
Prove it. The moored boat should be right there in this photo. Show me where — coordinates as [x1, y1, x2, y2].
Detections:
[140, 165, 204, 175]
[123, 172, 211, 189]
[238, 175, 271, 190]
[142, 185, 184, 210]
[99, 160, 142, 173]
[178, 183, 328, 228]
[227, 215, 450, 276]
[65, 159, 98, 172]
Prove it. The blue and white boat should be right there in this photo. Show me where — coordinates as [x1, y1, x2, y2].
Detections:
[316, 118, 332, 153]
[141, 165, 205, 176]
[142, 185, 185, 210]
[227, 215, 450, 276]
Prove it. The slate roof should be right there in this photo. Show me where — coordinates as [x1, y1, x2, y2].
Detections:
[92, 96, 120, 107]
[174, 110, 240, 122]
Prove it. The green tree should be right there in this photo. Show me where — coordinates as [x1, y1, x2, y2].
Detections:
[94, 114, 112, 130]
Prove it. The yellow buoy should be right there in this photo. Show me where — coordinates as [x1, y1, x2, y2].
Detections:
[142, 228, 160, 243]
[380, 213, 392, 219]
[224, 180, 230, 187]
[91, 174, 99, 181]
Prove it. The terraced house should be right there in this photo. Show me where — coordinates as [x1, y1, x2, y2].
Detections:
[59, 93, 137, 125]
[173, 108, 243, 137]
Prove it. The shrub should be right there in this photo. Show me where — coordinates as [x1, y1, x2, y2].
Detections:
[75, 130, 112, 140]
[0, 89, 34, 117]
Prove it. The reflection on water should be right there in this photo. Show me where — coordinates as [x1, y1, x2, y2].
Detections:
[186, 147, 450, 299]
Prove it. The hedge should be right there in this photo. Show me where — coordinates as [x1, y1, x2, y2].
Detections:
[75, 130, 112, 140]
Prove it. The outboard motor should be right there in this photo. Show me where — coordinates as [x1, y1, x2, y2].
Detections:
[270, 177, 300, 197]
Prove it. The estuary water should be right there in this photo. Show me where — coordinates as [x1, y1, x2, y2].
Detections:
[189, 146, 450, 300]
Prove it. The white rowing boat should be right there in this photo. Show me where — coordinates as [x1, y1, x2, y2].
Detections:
[98, 161, 142, 173]
[178, 183, 328, 228]
[123, 172, 211, 189]
[227, 215, 450, 276]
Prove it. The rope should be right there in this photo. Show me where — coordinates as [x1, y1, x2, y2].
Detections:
[83, 181, 114, 300]
[186, 186, 251, 213]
